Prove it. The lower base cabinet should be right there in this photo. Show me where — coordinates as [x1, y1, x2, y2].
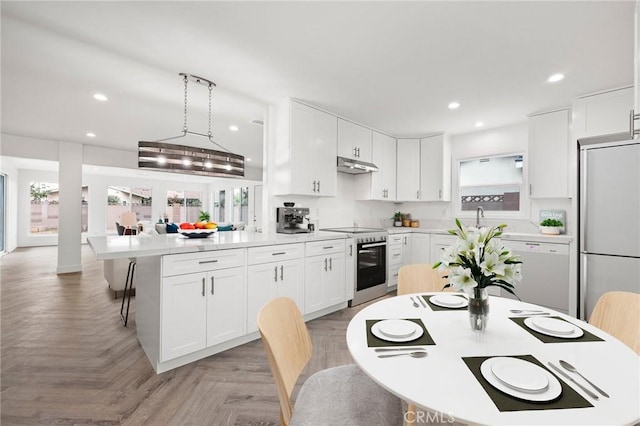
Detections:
[305, 254, 345, 313]
[161, 266, 246, 362]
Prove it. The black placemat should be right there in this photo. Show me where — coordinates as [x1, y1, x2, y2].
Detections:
[510, 316, 605, 344]
[366, 318, 436, 347]
[422, 294, 468, 311]
[462, 354, 593, 412]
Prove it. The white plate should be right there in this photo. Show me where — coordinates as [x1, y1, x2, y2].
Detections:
[481, 357, 562, 402]
[429, 294, 468, 308]
[371, 321, 424, 342]
[524, 317, 584, 339]
[490, 357, 549, 393]
[377, 319, 418, 338]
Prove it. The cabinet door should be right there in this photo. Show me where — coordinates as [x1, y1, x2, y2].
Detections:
[206, 267, 246, 347]
[290, 101, 316, 196]
[345, 238, 355, 301]
[277, 259, 304, 309]
[410, 234, 430, 264]
[314, 109, 338, 196]
[529, 109, 569, 198]
[161, 272, 207, 362]
[304, 256, 326, 313]
[246, 263, 278, 333]
[396, 139, 420, 201]
[572, 87, 633, 138]
[370, 131, 396, 200]
[420, 134, 451, 201]
[325, 254, 346, 306]
[338, 119, 372, 162]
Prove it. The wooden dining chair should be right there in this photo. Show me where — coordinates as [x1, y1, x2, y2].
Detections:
[398, 264, 449, 295]
[589, 291, 640, 355]
[396, 264, 449, 426]
[257, 297, 402, 426]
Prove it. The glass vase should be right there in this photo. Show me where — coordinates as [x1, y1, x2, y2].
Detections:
[468, 287, 489, 331]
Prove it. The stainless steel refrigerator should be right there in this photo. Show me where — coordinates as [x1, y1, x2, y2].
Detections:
[578, 133, 640, 320]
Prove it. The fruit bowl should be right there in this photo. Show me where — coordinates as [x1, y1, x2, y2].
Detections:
[180, 229, 217, 238]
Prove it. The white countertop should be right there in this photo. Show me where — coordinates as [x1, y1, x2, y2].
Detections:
[387, 227, 573, 244]
[88, 231, 348, 260]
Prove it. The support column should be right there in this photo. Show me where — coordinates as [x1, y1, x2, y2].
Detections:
[57, 141, 83, 274]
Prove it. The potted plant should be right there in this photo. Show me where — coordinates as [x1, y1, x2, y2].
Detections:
[392, 212, 403, 227]
[199, 210, 211, 222]
[539, 218, 563, 235]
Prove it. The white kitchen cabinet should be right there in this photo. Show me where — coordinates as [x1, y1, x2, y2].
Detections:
[420, 133, 451, 201]
[345, 238, 356, 301]
[528, 109, 570, 198]
[273, 100, 337, 196]
[161, 272, 207, 362]
[338, 118, 372, 162]
[355, 131, 396, 200]
[304, 240, 346, 313]
[572, 86, 634, 139]
[246, 244, 304, 333]
[387, 233, 410, 288]
[429, 234, 457, 264]
[396, 139, 421, 201]
[409, 233, 430, 264]
[160, 248, 246, 363]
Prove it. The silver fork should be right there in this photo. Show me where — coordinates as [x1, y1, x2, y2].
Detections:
[409, 296, 419, 308]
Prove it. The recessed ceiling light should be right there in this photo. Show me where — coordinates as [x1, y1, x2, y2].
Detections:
[86, 132, 96, 138]
[93, 93, 108, 101]
[229, 125, 239, 132]
[548, 73, 564, 83]
[448, 102, 460, 110]
[246, 158, 252, 162]
[474, 121, 485, 128]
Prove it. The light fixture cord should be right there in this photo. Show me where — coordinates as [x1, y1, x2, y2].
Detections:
[208, 83, 213, 138]
[183, 74, 189, 135]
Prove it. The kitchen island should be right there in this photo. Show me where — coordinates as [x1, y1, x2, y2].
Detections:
[88, 231, 351, 373]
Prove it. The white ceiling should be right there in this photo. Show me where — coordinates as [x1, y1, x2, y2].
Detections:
[1, 1, 635, 172]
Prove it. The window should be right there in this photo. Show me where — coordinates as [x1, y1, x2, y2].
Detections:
[233, 187, 249, 224]
[167, 190, 202, 223]
[29, 182, 58, 234]
[213, 190, 225, 222]
[106, 186, 152, 234]
[458, 154, 524, 212]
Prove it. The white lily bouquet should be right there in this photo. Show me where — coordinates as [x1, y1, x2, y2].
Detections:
[433, 219, 522, 298]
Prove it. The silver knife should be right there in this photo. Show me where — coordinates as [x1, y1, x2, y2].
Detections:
[547, 362, 599, 400]
[374, 347, 425, 353]
[417, 296, 427, 308]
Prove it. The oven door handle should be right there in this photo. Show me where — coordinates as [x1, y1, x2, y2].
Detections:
[360, 242, 386, 249]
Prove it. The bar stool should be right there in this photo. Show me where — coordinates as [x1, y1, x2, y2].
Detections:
[120, 258, 136, 326]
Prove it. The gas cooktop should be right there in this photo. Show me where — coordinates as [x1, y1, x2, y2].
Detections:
[321, 227, 387, 234]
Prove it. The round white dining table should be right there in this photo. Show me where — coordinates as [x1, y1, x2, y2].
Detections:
[346, 293, 640, 425]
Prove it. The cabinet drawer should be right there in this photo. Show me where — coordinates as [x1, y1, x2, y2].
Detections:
[388, 245, 403, 266]
[163, 249, 245, 277]
[248, 243, 303, 265]
[388, 234, 405, 245]
[306, 239, 345, 257]
[388, 264, 401, 287]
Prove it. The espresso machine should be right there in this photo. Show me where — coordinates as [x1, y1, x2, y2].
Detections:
[276, 206, 311, 234]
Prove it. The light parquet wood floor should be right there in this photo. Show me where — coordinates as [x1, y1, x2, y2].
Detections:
[1, 245, 386, 425]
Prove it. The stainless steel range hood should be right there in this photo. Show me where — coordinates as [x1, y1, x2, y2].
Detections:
[337, 156, 379, 174]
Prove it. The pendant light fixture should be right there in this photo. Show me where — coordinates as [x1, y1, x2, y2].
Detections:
[138, 73, 244, 178]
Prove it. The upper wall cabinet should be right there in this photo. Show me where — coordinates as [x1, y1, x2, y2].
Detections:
[396, 139, 421, 201]
[337, 119, 372, 163]
[572, 86, 634, 140]
[355, 131, 396, 200]
[273, 100, 337, 197]
[528, 109, 570, 198]
[396, 134, 452, 202]
[420, 133, 451, 202]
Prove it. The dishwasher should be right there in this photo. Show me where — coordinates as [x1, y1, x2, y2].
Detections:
[501, 240, 570, 313]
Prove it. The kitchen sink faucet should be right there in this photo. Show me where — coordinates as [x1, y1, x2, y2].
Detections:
[476, 206, 484, 228]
